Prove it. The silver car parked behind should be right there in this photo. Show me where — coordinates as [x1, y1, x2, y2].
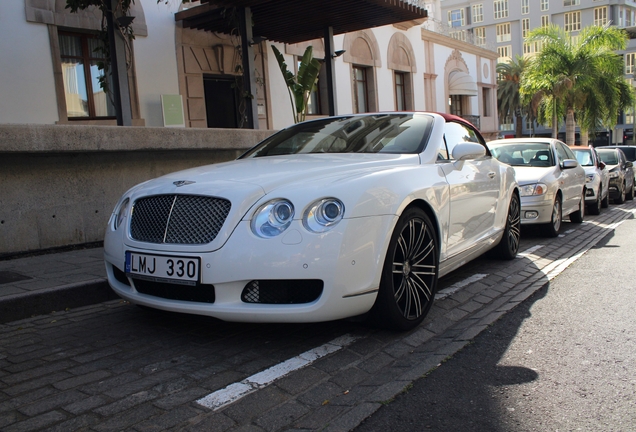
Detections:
[489, 138, 586, 237]
[569, 146, 609, 215]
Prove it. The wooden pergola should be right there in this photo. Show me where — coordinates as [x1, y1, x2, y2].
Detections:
[175, 0, 427, 128]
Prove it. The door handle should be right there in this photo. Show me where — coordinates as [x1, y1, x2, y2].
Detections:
[488, 172, 496, 179]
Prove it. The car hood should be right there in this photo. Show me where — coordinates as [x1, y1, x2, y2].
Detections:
[511, 166, 555, 185]
[146, 153, 420, 195]
[581, 166, 597, 175]
[122, 153, 421, 251]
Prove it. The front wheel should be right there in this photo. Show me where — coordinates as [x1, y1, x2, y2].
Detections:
[615, 183, 626, 204]
[493, 193, 521, 260]
[370, 208, 438, 331]
[588, 188, 601, 215]
[570, 192, 585, 223]
[543, 195, 562, 237]
[601, 188, 609, 208]
[627, 180, 634, 201]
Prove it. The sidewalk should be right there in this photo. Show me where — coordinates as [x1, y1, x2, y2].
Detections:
[0, 247, 117, 324]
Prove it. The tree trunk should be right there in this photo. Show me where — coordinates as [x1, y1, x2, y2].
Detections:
[515, 113, 523, 138]
[552, 99, 559, 139]
[580, 129, 589, 147]
[565, 108, 576, 145]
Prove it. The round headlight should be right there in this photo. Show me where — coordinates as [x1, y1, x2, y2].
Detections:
[114, 198, 130, 230]
[303, 198, 345, 233]
[251, 199, 295, 238]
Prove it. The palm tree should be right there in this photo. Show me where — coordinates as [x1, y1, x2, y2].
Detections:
[521, 23, 632, 145]
[578, 75, 634, 145]
[497, 56, 529, 138]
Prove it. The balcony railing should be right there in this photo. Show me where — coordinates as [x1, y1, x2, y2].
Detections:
[422, 18, 496, 52]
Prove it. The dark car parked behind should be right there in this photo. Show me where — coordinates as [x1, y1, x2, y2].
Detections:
[604, 145, 636, 184]
[596, 148, 634, 204]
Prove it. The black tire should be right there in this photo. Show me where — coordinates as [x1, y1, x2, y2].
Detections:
[615, 183, 626, 204]
[494, 193, 521, 260]
[601, 188, 609, 208]
[370, 208, 438, 331]
[588, 188, 601, 215]
[570, 192, 585, 223]
[543, 195, 562, 237]
[627, 181, 634, 201]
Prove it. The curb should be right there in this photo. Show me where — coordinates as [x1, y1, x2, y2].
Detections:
[0, 279, 119, 324]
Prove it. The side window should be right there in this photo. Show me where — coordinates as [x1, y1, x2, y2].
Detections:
[440, 122, 486, 160]
[562, 144, 576, 160]
[555, 142, 569, 162]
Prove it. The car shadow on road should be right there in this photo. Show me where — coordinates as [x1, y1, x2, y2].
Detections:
[355, 256, 550, 432]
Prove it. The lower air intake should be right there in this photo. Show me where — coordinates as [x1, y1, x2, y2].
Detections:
[241, 280, 323, 304]
[132, 278, 215, 303]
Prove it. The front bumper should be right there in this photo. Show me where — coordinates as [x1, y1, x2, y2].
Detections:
[519, 194, 554, 225]
[584, 177, 600, 203]
[104, 215, 396, 323]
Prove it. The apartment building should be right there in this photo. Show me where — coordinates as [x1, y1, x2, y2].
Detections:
[441, 0, 636, 143]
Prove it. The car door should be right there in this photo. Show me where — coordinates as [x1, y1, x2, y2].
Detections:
[555, 142, 583, 214]
[618, 150, 634, 191]
[593, 148, 609, 198]
[439, 121, 500, 257]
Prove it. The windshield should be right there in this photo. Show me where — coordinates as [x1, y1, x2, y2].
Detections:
[241, 114, 433, 158]
[489, 143, 555, 167]
[573, 149, 594, 166]
[598, 150, 618, 165]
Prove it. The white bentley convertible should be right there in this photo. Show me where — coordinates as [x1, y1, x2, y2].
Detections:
[104, 113, 520, 330]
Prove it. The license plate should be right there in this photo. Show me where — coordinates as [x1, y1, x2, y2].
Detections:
[125, 252, 200, 286]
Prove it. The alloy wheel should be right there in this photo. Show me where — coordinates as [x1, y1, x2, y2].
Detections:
[391, 217, 437, 320]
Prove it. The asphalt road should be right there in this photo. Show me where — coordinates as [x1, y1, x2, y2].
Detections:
[354, 218, 636, 431]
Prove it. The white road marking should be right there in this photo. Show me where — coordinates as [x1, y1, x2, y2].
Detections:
[197, 207, 636, 413]
[196, 334, 360, 411]
[517, 245, 544, 258]
[564, 229, 575, 234]
[435, 274, 488, 300]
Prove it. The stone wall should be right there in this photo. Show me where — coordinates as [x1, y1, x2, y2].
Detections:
[0, 125, 275, 256]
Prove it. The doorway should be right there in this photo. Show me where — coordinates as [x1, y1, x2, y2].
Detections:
[204, 75, 240, 128]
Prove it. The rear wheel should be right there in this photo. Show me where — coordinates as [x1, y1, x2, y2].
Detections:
[370, 208, 438, 331]
[494, 193, 521, 260]
[543, 195, 562, 237]
[570, 192, 585, 223]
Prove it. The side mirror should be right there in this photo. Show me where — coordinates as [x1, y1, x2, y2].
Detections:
[599, 161, 606, 170]
[561, 159, 578, 169]
[626, 161, 634, 168]
[451, 142, 486, 161]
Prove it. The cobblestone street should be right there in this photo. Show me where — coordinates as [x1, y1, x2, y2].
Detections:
[1, 201, 635, 432]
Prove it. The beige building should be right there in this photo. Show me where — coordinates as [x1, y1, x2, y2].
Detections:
[4, 0, 499, 136]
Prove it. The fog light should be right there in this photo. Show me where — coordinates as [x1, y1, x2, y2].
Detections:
[585, 189, 594, 197]
[524, 211, 539, 219]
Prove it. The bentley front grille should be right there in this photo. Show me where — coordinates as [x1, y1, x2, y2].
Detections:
[130, 195, 231, 244]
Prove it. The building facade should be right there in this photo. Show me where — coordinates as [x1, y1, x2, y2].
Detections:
[1, 0, 498, 137]
[441, 0, 636, 144]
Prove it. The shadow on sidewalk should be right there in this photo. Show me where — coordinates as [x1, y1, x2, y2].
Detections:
[354, 255, 549, 432]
